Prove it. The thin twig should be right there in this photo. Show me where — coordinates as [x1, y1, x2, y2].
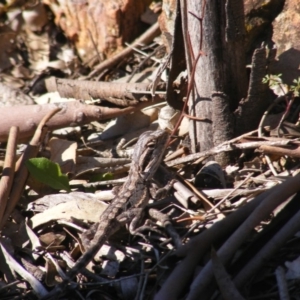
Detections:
[166, 139, 291, 167]
[0, 108, 62, 229]
[0, 126, 19, 221]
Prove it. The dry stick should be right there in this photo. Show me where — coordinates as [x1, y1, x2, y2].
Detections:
[257, 96, 288, 177]
[233, 193, 300, 290]
[87, 22, 161, 79]
[206, 172, 253, 213]
[186, 173, 300, 300]
[154, 188, 271, 300]
[166, 139, 291, 167]
[0, 108, 62, 229]
[0, 99, 164, 142]
[0, 127, 19, 222]
[180, 178, 216, 209]
[211, 248, 245, 300]
[45, 77, 166, 105]
[126, 44, 164, 83]
[257, 144, 300, 158]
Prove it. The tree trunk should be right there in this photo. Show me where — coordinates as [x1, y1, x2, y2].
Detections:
[182, 0, 247, 164]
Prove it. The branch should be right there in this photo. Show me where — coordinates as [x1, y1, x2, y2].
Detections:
[0, 100, 163, 142]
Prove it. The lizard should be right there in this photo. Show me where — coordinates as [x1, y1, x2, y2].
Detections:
[67, 129, 169, 279]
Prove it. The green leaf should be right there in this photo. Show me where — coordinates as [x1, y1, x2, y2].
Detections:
[25, 158, 70, 191]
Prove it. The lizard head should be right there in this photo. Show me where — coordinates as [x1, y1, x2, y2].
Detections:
[132, 130, 169, 181]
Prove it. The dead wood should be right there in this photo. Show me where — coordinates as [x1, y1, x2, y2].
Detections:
[45, 77, 166, 106]
[154, 186, 268, 300]
[235, 46, 269, 135]
[234, 196, 300, 289]
[187, 173, 300, 300]
[166, 138, 291, 167]
[156, 172, 300, 300]
[0, 108, 61, 229]
[0, 127, 18, 221]
[0, 99, 163, 142]
[87, 22, 161, 78]
[44, 0, 152, 64]
[183, 0, 247, 153]
[256, 143, 300, 158]
[1, 1, 299, 299]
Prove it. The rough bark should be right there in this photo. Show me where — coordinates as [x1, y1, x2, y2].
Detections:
[234, 46, 268, 135]
[183, 0, 247, 154]
[43, 0, 152, 63]
[212, 92, 234, 165]
[45, 77, 166, 105]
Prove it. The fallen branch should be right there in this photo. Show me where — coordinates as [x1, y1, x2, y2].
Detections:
[45, 77, 166, 106]
[233, 194, 300, 289]
[166, 139, 292, 167]
[154, 187, 268, 300]
[156, 172, 300, 299]
[256, 143, 300, 158]
[187, 172, 300, 300]
[0, 99, 163, 142]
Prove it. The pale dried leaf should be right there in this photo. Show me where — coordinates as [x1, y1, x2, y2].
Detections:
[75, 156, 130, 177]
[34, 92, 73, 104]
[0, 243, 48, 298]
[178, 115, 189, 136]
[6, 9, 23, 33]
[158, 105, 180, 132]
[49, 137, 77, 174]
[100, 108, 159, 140]
[29, 194, 108, 228]
[44, 257, 59, 287]
[24, 222, 42, 260]
[27, 191, 108, 212]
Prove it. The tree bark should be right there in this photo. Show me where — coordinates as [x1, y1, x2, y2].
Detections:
[182, 0, 247, 161]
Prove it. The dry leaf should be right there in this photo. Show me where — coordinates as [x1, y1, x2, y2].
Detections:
[49, 137, 77, 175]
[29, 193, 108, 228]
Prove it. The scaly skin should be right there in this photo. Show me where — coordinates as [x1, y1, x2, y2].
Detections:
[67, 130, 169, 279]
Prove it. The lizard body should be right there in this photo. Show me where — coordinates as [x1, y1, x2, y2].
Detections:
[67, 130, 169, 278]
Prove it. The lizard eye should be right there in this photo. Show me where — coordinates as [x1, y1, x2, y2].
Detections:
[140, 141, 156, 171]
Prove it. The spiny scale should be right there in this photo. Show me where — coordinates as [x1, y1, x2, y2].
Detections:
[67, 130, 169, 278]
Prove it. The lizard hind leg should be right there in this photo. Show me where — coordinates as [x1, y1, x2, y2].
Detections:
[117, 208, 163, 241]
